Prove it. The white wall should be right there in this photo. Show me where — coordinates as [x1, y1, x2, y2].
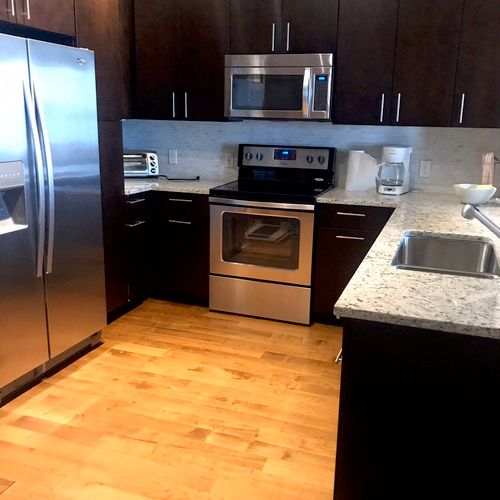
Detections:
[123, 120, 500, 190]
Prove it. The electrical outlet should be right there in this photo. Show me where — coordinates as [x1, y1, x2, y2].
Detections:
[419, 160, 432, 178]
[168, 149, 178, 164]
[225, 152, 236, 169]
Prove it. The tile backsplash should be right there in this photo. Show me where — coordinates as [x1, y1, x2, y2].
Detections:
[123, 120, 500, 190]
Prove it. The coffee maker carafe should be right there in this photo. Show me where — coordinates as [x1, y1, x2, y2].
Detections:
[376, 146, 412, 195]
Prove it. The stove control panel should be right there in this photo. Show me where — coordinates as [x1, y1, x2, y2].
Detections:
[239, 145, 334, 171]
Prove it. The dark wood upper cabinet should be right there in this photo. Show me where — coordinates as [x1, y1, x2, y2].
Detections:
[333, 0, 398, 125]
[391, 0, 464, 126]
[134, 0, 178, 119]
[229, 0, 282, 54]
[1, 1, 15, 21]
[282, 0, 338, 54]
[17, 0, 76, 36]
[178, 0, 229, 121]
[452, 0, 500, 128]
[230, 0, 337, 54]
[75, 0, 133, 121]
[134, 0, 228, 121]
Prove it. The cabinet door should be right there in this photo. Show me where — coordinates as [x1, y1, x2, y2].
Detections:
[1, 0, 16, 21]
[391, 0, 463, 126]
[229, 0, 282, 54]
[76, 0, 133, 121]
[179, 0, 229, 121]
[19, 0, 76, 36]
[282, 0, 338, 54]
[452, 0, 500, 128]
[134, 0, 179, 119]
[125, 218, 149, 304]
[313, 228, 378, 322]
[149, 192, 209, 305]
[333, 0, 398, 125]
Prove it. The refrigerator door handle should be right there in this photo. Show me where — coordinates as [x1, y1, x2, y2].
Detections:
[33, 82, 55, 275]
[22, 79, 46, 279]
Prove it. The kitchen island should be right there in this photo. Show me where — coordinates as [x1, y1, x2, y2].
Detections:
[318, 189, 500, 500]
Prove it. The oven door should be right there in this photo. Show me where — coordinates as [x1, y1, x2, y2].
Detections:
[210, 201, 314, 286]
[225, 66, 313, 120]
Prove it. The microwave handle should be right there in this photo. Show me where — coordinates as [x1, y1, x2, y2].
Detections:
[303, 68, 312, 119]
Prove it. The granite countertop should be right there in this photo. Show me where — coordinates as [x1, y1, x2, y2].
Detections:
[124, 178, 235, 196]
[323, 188, 500, 339]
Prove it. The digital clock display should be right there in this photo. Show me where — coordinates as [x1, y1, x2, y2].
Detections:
[274, 149, 297, 161]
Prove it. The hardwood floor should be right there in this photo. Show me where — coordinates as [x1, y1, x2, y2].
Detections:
[0, 299, 342, 499]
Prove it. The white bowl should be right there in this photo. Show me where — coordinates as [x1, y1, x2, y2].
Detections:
[453, 184, 497, 205]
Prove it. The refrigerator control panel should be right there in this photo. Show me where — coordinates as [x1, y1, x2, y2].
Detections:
[0, 161, 24, 190]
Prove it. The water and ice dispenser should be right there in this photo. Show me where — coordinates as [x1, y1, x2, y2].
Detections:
[0, 161, 28, 236]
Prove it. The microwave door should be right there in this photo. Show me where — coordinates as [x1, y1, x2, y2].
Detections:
[225, 67, 308, 120]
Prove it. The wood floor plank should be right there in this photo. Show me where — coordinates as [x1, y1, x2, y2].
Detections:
[0, 299, 341, 499]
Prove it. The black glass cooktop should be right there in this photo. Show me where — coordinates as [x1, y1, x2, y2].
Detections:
[210, 179, 334, 204]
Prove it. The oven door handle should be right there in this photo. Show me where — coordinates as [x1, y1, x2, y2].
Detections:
[209, 197, 315, 212]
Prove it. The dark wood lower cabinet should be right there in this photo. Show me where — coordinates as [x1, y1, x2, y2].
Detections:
[334, 319, 500, 500]
[313, 228, 378, 322]
[149, 191, 209, 305]
[312, 204, 394, 324]
[124, 196, 150, 305]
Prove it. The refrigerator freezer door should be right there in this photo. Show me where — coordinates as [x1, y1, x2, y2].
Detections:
[0, 34, 50, 387]
[27, 40, 106, 358]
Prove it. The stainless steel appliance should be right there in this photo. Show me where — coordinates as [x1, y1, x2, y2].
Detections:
[209, 144, 336, 324]
[0, 34, 106, 402]
[224, 54, 333, 121]
[123, 151, 159, 178]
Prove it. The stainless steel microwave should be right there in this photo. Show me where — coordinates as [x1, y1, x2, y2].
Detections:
[224, 53, 333, 121]
[123, 151, 159, 178]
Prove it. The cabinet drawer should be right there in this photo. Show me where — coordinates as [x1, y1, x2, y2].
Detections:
[125, 194, 148, 224]
[152, 191, 209, 223]
[317, 203, 394, 231]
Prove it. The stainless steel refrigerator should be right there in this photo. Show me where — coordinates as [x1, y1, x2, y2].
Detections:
[0, 34, 106, 398]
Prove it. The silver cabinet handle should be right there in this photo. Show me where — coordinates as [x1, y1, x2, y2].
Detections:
[33, 81, 55, 275]
[396, 92, 401, 122]
[271, 22, 276, 52]
[459, 93, 465, 124]
[336, 211, 366, 217]
[184, 92, 188, 119]
[168, 219, 191, 225]
[126, 220, 146, 228]
[23, 80, 45, 279]
[336, 235, 366, 241]
[7, 0, 15, 17]
[379, 93, 385, 123]
[172, 92, 176, 118]
[286, 22, 291, 52]
[126, 198, 146, 205]
[169, 198, 192, 203]
[22, 0, 30, 19]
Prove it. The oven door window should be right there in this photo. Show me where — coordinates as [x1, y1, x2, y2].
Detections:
[222, 213, 300, 270]
[232, 74, 304, 111]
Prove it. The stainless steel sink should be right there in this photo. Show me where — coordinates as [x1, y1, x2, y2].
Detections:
[391, 232, 500, 279]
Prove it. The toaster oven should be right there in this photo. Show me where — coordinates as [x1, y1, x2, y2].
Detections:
[123, 151, 159, 178]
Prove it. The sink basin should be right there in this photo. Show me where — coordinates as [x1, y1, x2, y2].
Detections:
[391, 232, 500, 279]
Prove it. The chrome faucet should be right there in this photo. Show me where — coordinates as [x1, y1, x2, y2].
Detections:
[462, 204, 500, 238]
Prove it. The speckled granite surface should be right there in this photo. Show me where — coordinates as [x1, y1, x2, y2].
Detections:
[124, 178, 236, 196]
[325, 189, 500, 339]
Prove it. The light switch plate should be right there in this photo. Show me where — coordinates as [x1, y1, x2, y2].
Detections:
[168, 149, 178, 164]
[419, 160, 432, 178]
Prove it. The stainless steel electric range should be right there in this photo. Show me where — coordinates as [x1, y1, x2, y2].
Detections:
[209, 144, 336, 324]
